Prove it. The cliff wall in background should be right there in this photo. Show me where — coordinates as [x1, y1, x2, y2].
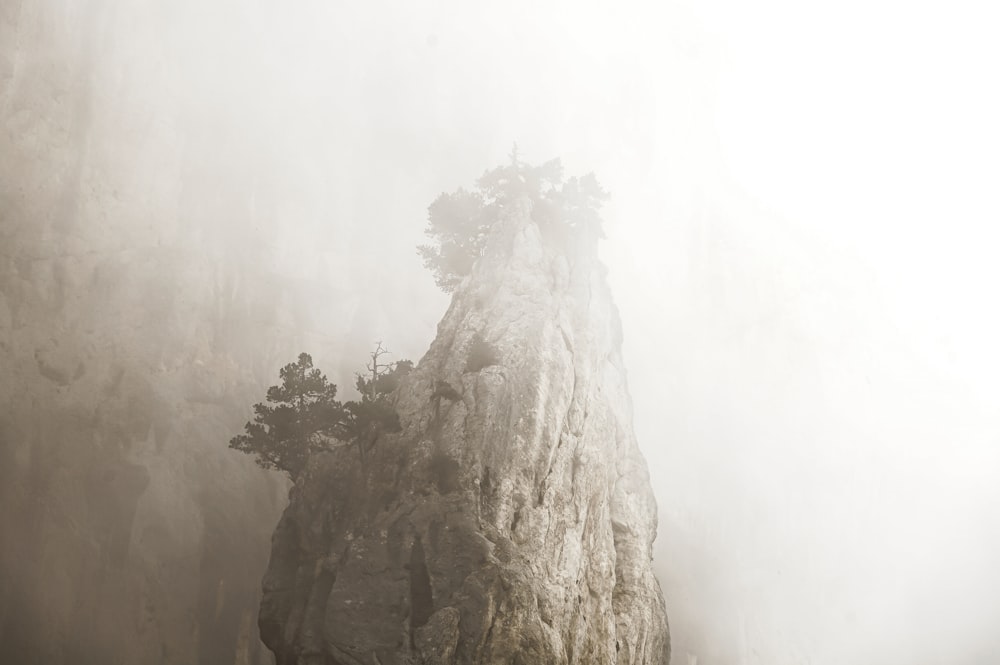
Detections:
[0, 4, 425, 662]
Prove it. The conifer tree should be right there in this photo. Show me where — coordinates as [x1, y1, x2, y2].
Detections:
[418, 149, 609, 292]
[229, 353, 343, 480]
[229, 347, 413, 479]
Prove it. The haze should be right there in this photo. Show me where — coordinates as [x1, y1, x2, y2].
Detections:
[3, 0, 998, 663]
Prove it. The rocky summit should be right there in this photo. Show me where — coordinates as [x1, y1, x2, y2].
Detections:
[259, 197, 669, 665]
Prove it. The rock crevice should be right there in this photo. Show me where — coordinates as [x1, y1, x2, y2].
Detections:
[259, 198, 669, 664]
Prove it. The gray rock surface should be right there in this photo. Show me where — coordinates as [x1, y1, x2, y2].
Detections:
[2, 4, 429, 662]
[260, 200, 669, 665]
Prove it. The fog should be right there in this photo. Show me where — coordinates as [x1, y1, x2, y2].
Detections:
[3, 0, 999, 663]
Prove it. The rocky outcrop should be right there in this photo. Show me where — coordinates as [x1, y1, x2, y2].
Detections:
[259, 199, 669, 665]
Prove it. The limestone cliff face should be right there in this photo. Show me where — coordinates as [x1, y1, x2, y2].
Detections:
[1, 4, 419, 662]
[259, 200, 669, 665]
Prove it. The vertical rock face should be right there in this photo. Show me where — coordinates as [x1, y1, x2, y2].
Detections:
[260, 199, 669, 665]
[1, 4, 410, 662]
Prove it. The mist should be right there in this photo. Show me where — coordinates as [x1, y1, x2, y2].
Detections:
[3, 0, 999, 663]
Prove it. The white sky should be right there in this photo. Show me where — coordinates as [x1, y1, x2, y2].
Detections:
[601, 1, 1000, 662]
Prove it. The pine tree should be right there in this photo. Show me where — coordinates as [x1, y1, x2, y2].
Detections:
[341, 343, 413, 468]
[229, 353, 344, 479]
[418, 150, 608, 292]
[229, 348, 413, 479]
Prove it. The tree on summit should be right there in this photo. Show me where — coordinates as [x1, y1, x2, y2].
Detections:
[416, 188, 489, 293]
[418, 147, 610, 292]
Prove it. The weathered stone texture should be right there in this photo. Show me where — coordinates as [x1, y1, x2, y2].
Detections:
[260, 200, 669, 665]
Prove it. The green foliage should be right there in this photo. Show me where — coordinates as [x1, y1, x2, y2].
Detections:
[229, 353, 343, 479]
[417, 189, 489, 293]
[356, 357, 415, 400]
[342, 350, 414, 451]
[229, 347, 413, 479]
[418, 146, 611, 292]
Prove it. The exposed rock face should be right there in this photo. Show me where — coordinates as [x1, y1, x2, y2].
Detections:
[2, 4, 429, 662]
[259, 200, 669, 665]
